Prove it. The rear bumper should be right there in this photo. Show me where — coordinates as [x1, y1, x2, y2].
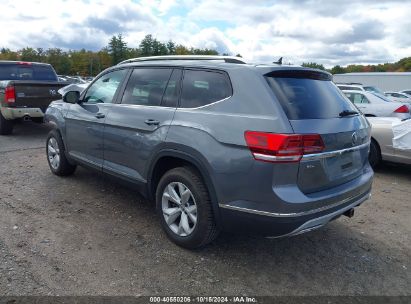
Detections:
[1, 107, 44, 120]
[219, 188, 372, 237]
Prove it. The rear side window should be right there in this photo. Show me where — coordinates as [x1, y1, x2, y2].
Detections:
[122, 68, 173, 106]
[266, 71, 357, 119]
[344, 92, 369, 104]
[162, 69, 182, 107]
[180, 70, 232, 108]
[33, 65, 58, 81]
[0, 64, 57, 81]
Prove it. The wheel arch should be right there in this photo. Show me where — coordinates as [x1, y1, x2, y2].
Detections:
[147, 148, 221, 226]
[369, 136, 382, 167]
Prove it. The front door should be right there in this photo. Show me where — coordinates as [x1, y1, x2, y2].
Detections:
[65, 69, 128, 169]
[103, 68, 182, 182]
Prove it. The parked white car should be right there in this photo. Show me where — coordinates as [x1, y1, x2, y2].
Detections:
[336, 83, 385, 95]
[385, 91, 411, 104]
[342, 90, 410, 119]
[367, 117, 411, 167]
[400, 89, 411, 96]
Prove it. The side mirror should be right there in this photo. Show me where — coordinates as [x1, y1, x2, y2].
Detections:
[63, 91, 80, 104]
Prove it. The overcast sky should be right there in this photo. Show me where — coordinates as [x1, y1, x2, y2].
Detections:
[1, 0, 410, 67]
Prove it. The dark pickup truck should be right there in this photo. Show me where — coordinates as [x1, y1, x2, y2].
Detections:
[0, 61, 67, 135]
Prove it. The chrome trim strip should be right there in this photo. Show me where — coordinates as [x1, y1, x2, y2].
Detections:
[219, 192, 371, 218]
[253, 153, 300, 162]
[301, 141, 370, 161]
[271, 193, 371, 238]
[177, 96, 232, 110]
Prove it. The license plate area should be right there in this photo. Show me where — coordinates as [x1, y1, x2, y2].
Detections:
[325, 150, 362, 181]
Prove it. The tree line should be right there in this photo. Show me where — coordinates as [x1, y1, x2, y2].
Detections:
[302, 57, 411, 73]
[0, 34, 220, 76]
[1, 33, 410, 76]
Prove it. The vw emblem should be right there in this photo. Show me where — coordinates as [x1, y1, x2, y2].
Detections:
[351, 132, 358, 146]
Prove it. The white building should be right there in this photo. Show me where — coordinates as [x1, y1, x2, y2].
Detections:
[333, 72, 411, 92]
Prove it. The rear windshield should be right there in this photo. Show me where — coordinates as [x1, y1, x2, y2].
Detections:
[0, 64, 57, 81]
[265, 71, 358, 119]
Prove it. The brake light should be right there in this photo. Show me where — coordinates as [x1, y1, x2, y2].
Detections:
[244, 131, 324, 163]
[394, 105, 409, 113]
[18, 61, 32, 65]
[4, 86, 15, 104]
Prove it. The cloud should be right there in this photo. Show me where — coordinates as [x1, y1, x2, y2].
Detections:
[0, 0, 409, 67]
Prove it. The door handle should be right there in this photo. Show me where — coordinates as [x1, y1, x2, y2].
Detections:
[95, 113, 105, 119]
[144, 119, 160, 126]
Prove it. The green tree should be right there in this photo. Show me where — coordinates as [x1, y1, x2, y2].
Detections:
[0, 48, 18, 60]
[330, 65, 345, 74]
[175, 45, 190, 55]
[20, 47, 41, 62]
[108, 34, 128, 64]
[302, 62, 325, 70]
[166, 40, 176, 55]
[139, 34, 154, 56]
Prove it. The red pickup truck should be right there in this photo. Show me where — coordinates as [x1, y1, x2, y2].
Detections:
[0, 61, 67, 135]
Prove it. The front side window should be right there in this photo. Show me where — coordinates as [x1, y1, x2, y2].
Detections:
[121, 68, 173, 106]
[83, 69, 127, 104]
[180, 70, 232, 108]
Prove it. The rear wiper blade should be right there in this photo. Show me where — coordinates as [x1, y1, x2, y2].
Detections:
[339, 110, 359, 117]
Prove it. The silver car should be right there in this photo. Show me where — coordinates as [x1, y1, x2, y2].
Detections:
[385, 91, 411, 105]
[368, 117, 411, 167]
[342, 90, 411, 119]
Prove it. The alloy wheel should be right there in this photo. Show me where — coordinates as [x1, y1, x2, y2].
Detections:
[162, 182, 198, 237]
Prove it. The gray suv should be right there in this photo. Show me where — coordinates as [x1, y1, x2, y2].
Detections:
[45, 56, 373, 248]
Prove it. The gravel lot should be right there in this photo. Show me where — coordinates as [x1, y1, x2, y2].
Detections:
[0, 122, 410, 296]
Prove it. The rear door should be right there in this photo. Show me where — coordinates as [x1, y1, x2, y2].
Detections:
[265, 70, 371, 194]
[65, 68, 128, 169]
[102, 68, 181, 182]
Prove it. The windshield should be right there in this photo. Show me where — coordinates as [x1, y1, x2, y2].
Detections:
[265, 71, 358, 119]
[371, 92, 392, 102]
[364, 86, 384, 95]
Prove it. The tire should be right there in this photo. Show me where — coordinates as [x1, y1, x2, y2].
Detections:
[46, 130, 77, 176]
[369, 139, 381, 168]
[156, 166, 220, 249]
[0, 111, 13, 135]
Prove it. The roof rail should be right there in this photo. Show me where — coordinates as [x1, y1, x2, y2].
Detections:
[117, 55, 247, 65]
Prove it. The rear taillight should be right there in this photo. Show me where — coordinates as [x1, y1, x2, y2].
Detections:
[4, 86, 15, 104]
[244, 131, 324, 163]
[394, 105, 409, 113]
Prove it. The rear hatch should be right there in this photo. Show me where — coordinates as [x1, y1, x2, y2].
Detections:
[0, 62, 65, 113]
[265, 69, 371, 194]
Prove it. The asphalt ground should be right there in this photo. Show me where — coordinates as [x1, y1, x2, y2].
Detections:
[0, 121, 410, 296]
